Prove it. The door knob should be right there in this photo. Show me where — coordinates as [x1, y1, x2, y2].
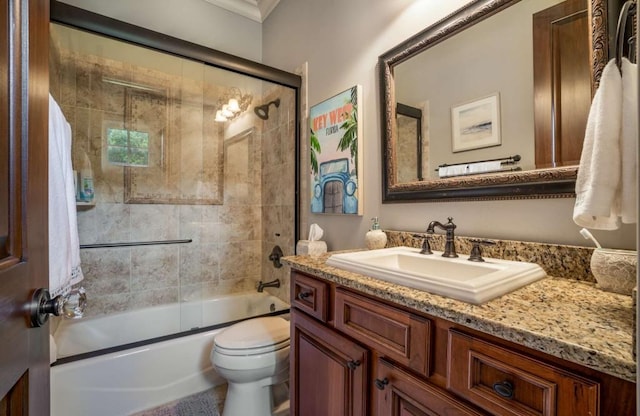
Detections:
[29, 288, 63, 327]
[29, 287, 86, 327]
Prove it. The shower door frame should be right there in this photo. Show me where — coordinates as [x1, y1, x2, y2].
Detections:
[49, 0, 303, 246]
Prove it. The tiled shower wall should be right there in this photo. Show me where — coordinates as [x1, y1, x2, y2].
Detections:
[50, 31, 296, 319]
[259, 88, 297, 301]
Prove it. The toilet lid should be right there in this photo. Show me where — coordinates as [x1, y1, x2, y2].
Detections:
[214, 317, 290, 352]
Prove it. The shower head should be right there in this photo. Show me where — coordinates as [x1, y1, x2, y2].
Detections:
[254, 98, 280, 120]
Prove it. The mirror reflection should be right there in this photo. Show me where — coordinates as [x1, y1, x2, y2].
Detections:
[396, 103, 423, 182]
[394, 0, 590, 182]
[381, 0, 610, 201]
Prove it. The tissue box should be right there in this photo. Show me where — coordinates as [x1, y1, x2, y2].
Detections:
[296, 240, 327, 256]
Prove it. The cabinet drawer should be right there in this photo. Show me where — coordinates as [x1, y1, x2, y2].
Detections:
[335, 288, 430, 376]
[447, 330, 599, 416]
[291, 272, 329, 322]
[375, 358, 486, 416]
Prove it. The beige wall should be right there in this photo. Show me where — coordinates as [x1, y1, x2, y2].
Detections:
[262, 0, 636, 251]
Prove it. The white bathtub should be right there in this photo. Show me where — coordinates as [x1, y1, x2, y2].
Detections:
[51, 292, 289, 416]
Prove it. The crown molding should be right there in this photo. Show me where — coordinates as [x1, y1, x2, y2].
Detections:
[201, 0, 280, 23]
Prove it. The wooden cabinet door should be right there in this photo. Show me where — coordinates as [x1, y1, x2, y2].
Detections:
[374, 358, 486, 416]
[533, 0, 591, 168]
[0, 0, 50, 414]
[291, 310, 368, 416]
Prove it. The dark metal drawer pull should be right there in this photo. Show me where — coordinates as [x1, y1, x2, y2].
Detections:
[375, 378, 389, 390]
[347, 360, 361, 370]
[297, 291, 311, 300]
[492, 380, 514, 398]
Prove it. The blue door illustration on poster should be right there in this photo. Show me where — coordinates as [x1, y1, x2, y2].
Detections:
[309, 85, 363, 215]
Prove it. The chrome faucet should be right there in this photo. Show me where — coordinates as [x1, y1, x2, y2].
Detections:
[426, 217, 458, 258]
[257, 279, 281, 292]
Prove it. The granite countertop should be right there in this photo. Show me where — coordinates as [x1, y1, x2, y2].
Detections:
[282, 252, 636, 383]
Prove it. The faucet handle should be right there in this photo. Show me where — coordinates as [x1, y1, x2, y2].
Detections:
[420, 236, 433, 255]
[268, 245, 284, 268]
[468, 239, 496, 262]
[411, 234, 433, 255]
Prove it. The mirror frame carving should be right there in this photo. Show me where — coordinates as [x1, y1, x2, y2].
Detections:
[379, 0, 608, 202]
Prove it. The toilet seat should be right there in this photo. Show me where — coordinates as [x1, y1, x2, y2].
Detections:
[214, 338, 290, 356]
[214, 316, 290, 356]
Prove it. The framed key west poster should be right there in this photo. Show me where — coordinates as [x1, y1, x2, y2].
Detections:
[309, 85, 363, 215]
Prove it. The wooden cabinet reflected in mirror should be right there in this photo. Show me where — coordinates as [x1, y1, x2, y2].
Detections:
[380, 0, 616, 202]
[533, 0, 592, 169]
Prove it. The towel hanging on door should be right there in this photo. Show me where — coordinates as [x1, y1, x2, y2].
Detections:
[48, 94, 84, 296]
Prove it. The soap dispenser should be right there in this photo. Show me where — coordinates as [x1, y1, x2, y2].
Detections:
[78, 151, 94, 203]
[365, 217, 387, 250]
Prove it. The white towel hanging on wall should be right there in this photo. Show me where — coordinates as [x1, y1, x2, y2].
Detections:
[620, 58, 638, 224]
[49, 94, 84, 296]
[573, 58, 638, 229]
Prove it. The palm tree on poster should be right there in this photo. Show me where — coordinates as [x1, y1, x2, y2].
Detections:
[310, 128, 321, 176]
[336, 87, 358, 174]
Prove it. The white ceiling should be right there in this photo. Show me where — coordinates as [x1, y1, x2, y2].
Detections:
[201, 0, 281, 22]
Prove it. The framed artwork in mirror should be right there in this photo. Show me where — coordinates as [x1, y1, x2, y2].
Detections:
[309, 85, 363, 215]
[451, 93, 501, 153]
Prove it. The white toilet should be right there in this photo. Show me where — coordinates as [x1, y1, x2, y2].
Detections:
[211, 316, 290, 416]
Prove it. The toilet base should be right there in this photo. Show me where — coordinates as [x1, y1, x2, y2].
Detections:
[222, 381, 271, 416]
[222, 383, 289, 416]
[221, 373, 289, 416]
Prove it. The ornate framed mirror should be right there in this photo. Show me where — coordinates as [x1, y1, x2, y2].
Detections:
[379, 0, 611, 202]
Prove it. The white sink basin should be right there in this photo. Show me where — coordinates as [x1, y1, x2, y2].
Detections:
[326, 247, 546, 304]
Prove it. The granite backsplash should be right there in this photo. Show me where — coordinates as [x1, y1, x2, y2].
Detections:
[385, 230, 596, 283]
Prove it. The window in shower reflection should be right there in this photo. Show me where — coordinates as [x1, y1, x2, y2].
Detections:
[106, 128, 150, 167]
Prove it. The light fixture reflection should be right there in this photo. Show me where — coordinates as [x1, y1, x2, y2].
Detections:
[221, 104, 234, 118]
[214, 87, 252, 123]
[227, 98, 240, 113]
[214, 110, 227, 122]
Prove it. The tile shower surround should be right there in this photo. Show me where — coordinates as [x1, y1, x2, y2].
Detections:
[50, 40, 295, 318]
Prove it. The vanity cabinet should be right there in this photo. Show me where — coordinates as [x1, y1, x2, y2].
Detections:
[291, 310, 368, 415]
[290, 270, 636, 416]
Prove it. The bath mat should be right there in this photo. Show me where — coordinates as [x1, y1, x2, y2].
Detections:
[131, 384, 226, 416]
